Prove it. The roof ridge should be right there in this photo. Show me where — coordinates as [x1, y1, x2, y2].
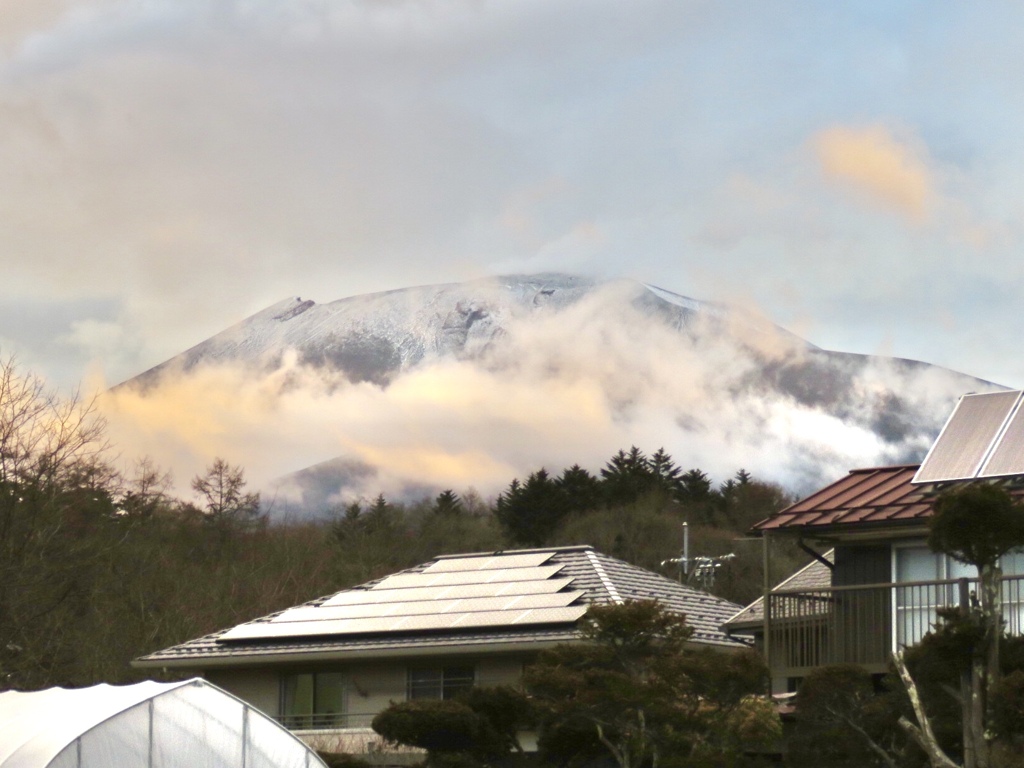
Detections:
[585, 549, 623, 604]
[585, 549, 742, 608]
[432, 545, 594, 561]
[848, 464, 921, 474]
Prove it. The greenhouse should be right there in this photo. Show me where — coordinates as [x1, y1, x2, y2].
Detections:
[0, 678, 328, 768]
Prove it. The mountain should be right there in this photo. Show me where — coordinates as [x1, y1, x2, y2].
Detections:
[126, 274, 809, 389]
[112, 274, 999, 515]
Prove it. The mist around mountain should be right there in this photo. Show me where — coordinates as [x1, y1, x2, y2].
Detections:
[103, 274, 998, 516]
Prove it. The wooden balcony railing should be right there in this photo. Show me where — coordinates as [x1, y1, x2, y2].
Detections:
[766, 574, 1024, 678]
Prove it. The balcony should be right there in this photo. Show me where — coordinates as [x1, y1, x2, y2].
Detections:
[765, 574, 1024, 680]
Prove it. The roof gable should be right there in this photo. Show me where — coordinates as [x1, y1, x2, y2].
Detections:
[724, 551, 833, 629]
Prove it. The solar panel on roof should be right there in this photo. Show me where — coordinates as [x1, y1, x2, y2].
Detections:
[980, 396, 1024, 478]
[913, 391, 1023, 484]
[457, 578, 576, 598]
[397, 605, 588, 632]
[272, 590, 585, 624]
[321, 577, 576, 607]
[218, 604, 588, 642]
[424, 551, 555, 573]
[371, 564, 564, 591]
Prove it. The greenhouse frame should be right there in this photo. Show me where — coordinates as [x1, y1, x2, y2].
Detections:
[0, 678, 328, 768]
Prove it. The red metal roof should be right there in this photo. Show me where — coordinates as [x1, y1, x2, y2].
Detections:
[753, 465, 932, 532]
[756, 464, 1024, 533]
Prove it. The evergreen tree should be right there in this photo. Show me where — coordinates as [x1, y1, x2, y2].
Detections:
[331, 500, 364, 544]
[649, 447, 683, 494]
[600, 446, 657, 505]
[363, 494, 398, 536]
[495, 469, 568, 546]
[526, 601, 778, 768]
[432, 489, 463, 516]
[678, 468, 712, 502]
[555, 464, 602, 514]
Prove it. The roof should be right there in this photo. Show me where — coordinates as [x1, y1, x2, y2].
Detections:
[723, 551, 833, 630]
[753, 464, 1024, 534]
[136, 546, 747, 668]
[0, 678, 325, 768]
[752, 465, 932, 533]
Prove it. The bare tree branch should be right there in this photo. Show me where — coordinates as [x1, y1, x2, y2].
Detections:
[895, 651, 960, 768]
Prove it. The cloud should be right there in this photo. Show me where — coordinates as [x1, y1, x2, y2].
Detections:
[3, 0, 1024, 400]
[812, 124, 935, 220]
[97, 283, 983, 510]
[0, 0, 79, 50]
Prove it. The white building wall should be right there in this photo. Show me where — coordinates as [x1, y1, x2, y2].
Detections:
[203, 651, 534, 749]
[206, 668, 280, 717]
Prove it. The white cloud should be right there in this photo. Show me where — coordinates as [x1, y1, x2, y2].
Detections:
[98, 282, 983, 506]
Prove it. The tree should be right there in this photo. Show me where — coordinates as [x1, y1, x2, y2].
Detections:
[717, 473, 791, 531]
[555, 464, 602, 514]
[601, 447, 657, 505]
[190, 458, 261, 524]
[913, 484, 1024, 768]
[372, 687, 534, 767]
[789, 664, 907, 767]
[678, 468, 713, 503]
[525, 600, 778, 768]
[495, 469, 568, 546]
[433, 489, 464, 517]
[119, 457, 173, 518]
[648, 448, 682, 495]
[0, 356, 115, 688]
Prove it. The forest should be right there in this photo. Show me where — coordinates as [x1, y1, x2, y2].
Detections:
[0, 355, 803, 691]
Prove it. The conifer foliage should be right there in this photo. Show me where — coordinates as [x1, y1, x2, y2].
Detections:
[372, 601, 779, 768]
[525, 600, 778, 768]
[495, 445, 790, 550]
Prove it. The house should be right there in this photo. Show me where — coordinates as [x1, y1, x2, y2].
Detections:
[0, 678, 327, 768]
[134, 545, 747, 755]
[728, 389, 1024, 693]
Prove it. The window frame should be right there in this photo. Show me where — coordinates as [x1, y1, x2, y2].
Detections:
[406, 664, 475, 701]
[279, 670, 349, 730]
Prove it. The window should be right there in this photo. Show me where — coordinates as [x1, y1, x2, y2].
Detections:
[894, 546, 1024, 646]
[996, 550, 1024, 635]
[280, 671, 348, 729]
[407, 665, 475, 700]
[894, 547, 977, 647]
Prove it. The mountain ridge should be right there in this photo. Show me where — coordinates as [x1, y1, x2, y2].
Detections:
[123, 274, 820, 389]
[109, 273, 999, 514]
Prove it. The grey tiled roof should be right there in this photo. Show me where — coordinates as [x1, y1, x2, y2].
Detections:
[723, 550, 833, 630]
[136, 546, 748, 668]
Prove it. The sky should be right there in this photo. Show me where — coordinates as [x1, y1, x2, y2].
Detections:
[3, 1, 1024, 499]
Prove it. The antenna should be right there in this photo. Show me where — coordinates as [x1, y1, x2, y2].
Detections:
[661, 522, 736, 589]
[689, 553, 736, 590]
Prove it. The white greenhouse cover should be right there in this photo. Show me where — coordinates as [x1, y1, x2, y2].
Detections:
[0, 678, 328, 768]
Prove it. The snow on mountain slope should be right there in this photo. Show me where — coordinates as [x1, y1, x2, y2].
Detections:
[106, 274, 999, 515]
[125, 274, 810, 388]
